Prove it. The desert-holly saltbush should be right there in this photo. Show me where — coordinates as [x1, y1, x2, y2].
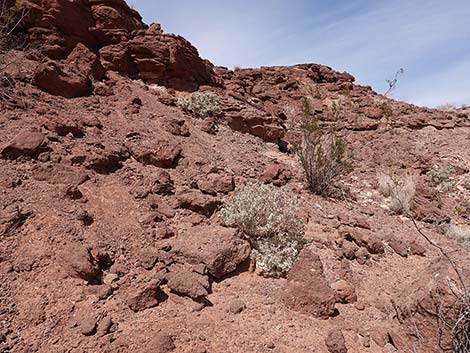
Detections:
[176, 92, 221, 118]
[220, 182, 305, 277]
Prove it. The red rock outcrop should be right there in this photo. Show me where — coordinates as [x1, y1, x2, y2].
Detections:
[20, 1, 217, 91]
[21, 0, 144, 57]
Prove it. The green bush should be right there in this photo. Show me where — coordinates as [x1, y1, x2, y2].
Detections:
[220, 183, 305, 277]
[296, 97, 348, 196]
[428, 165, 455, 184]
[176, 92, 221, 118]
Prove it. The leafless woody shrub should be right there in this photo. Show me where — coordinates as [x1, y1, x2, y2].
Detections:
[393, 190, 469, 352]
[0, 1, 38, 107]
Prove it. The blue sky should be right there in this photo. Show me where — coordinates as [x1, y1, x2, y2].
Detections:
[129, 0, 470, 107]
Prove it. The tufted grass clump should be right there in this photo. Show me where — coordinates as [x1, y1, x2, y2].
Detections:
[220, 182, 305, 277]
[445, 222, 470, 246]
[176, 92, 221, 118]
[378, 172, 416, 214]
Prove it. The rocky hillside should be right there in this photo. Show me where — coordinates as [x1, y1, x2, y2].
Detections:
[1, 1, 470, 352]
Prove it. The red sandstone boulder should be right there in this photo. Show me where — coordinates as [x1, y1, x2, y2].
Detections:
[59, 244, 100, 283]
[259, 163, 292, 186]
[224, 103, 285, 142]
[281, 249, 337, 319]
[128, 29, 216, 90]
[33, 60, 93, 98]
[65, 43, 105, 80]
[34, 42, 108, 97]
[170, 225, 251, 278]
[1, 130, 45, 158]
[165, 270, 210, 299]
[131, 140, 182, 168]
[127, 282, 164, 312]
[144, 332, 175, 353]
[197, 173, 235, 195]
[177, 190, 221, 217]
[325, 329, 348, 353]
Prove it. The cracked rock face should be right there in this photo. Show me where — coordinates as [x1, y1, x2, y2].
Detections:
[22, 0, 216, 92]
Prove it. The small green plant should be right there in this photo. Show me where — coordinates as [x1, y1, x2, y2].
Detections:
[220, 183, 305, 277]
[341, 86, 351, 96]
[378, 171, 416, 214]
[296, 97, 348, 196]
[380, 102, 393, 118]
[176, 92, 221, 118]
[330, 101, 342, 121]
[428, 165, 456, 193]
[428, 165, 455, 184]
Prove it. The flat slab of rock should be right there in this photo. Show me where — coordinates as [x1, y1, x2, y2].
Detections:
[170, 225, 250, 278]
[166, 270, 210, 299]
[1, 131, 45, 158]
[177, 190, 220, 217]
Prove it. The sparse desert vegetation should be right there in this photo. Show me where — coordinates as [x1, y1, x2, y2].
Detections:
[177, 91, 221, 118]
[1, 1, 470, 352]
[378, 171, 416, 214]
[220, 183, 305, 277]
[446, 222, 470, 246]
[296, 96, 348, 196]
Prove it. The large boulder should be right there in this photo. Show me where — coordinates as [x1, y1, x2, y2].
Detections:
[124, 25, 217, 90]
[33, 60, 93, 98]
[65, 42, 106, 80]
[1, 130, 45, 158]
[281, 249, 337, 319]
[59, 243, 101, 283]
[170, 225, 251, 278]
[100, 23, 217, 90]
[33, 42, 107, 97]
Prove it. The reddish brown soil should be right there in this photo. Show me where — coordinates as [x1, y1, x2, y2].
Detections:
[1, 1, 470, 352]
